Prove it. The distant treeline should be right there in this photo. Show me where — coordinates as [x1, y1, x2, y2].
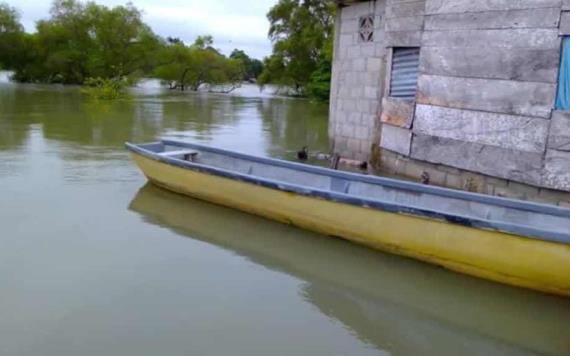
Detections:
[0, 0, 334, 100]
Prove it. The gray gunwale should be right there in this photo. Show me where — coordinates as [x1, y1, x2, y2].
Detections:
[126, 140, 570, 244]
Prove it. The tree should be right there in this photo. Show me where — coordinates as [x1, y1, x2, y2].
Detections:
[153, 41, 192, 89]
[307, 38, 333, 101]
[24, 0, 95, 83]
[84, 2, 161, 79]
[193, 35, 213, 50]
[166, 36, 182, 44]
[12, 0, 161, 84]
[230, 49, 264, 81]
[6, 0, 249, 94]
[206, 56, 245, 93]
[0, 2, 26, 70]
[154, 36, 245, 92]
[258, 0, 335, 99]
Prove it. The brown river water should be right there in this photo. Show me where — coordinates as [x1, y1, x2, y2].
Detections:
[1, 77, 569, 356]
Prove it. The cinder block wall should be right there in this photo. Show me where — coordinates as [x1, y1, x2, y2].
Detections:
[331, 0, 570, 197]
[329, 0, 387, 161]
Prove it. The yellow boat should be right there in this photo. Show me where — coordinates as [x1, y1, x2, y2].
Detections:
[129, 184, 570, 355]
[126, 139, 570, 297]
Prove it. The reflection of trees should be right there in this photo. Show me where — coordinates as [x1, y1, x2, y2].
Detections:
[128, 183, 570, 356]
[1, 83, 330, 162]
[0, 84, 162, 150]
[159, 93, 244, 134]
[0, 83, 37, 150]
[256, 97, 329, 159]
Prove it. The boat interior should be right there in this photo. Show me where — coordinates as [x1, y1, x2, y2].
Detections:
[133, 140, 570, 239]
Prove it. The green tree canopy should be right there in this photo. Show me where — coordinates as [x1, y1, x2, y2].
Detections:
[0, 2, 26, 69]
[193, 35, 214, 50]
[4, 0, 282, 97]
[230, 49, 264, 81]
[154, 36, 245, 93]
[258, 0, 335, 99]
[12, 0, 161, 84]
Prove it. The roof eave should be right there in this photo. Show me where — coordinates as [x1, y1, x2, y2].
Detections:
[335, 0, 369, 6]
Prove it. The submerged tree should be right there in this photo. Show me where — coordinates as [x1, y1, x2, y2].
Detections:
[154, 36, 245, 93]
[258, 0, 335, 99]
[0, 3, 26, 70]
[230, 49, 264, 81]
[5, 0, 262, 96]
[12, 0, 161, 84]
[84, 2, 161, 79]
[80, 76, 129, 100]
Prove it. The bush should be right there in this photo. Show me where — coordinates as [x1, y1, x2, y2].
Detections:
[80, 77, 128, 100]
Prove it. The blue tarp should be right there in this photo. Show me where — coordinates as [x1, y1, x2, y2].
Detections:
[556, 37, 570, 110]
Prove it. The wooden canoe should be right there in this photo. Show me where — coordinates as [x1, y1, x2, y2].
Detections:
[126, 139, 570, 297]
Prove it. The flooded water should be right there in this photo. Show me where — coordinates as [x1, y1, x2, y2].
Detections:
[1, 77, 570, 356]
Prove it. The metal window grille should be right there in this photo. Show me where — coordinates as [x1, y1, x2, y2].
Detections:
[389, 47, 421, 99]
[358, 15, 374, 43]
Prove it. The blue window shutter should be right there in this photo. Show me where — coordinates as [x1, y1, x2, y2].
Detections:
[556, 37, 570, 110]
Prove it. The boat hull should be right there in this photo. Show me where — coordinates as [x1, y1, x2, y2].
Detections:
[131, 151, 570, 297]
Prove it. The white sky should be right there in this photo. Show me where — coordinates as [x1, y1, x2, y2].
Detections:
[7, 0, 276, 59]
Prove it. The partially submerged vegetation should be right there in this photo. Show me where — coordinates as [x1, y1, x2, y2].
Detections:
[154, 36, 245, 93]
[80, 77, 129, 100]
[0, 0, 255, 97]
[4, 0, 160, 85]
[0, 0, 334, 101]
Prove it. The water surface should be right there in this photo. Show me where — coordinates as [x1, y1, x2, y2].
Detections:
[1, 79, 569, 356]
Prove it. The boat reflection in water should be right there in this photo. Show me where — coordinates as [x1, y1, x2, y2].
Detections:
[129, 184, 570, 356]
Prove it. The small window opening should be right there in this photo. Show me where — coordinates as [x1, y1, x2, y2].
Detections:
[389, 47, 421, 99]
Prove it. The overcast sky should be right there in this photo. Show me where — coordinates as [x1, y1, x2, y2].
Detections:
[8, 0, 276, 59]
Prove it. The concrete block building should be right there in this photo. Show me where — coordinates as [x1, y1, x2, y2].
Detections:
[329, 0, 570, 204]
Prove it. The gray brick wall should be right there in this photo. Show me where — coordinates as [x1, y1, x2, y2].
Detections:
[331, 0, 570, 193]
[329, 0, 387, 161]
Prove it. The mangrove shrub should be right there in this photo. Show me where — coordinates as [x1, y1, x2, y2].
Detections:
[80, 77, 128, 100]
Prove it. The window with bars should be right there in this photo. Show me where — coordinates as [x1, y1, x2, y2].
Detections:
[358, 15, 374, 43]
[389, 47, 421, 99]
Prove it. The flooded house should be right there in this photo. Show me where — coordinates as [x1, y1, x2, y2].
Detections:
[329, 0, 570, 205]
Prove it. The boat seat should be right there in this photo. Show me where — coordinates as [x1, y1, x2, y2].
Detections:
[158, 149, 199, 161]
